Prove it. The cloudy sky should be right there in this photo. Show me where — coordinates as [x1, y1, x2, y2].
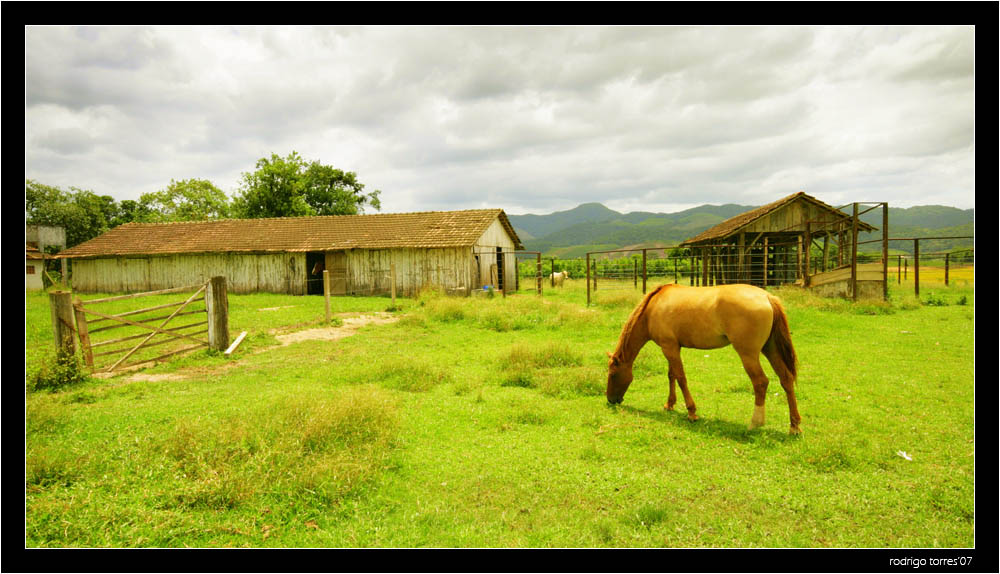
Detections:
[25, 25, 976, 216]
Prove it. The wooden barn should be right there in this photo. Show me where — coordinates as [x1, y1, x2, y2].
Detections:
[56, 209, 524, 296]
[680, 191, 880, 292]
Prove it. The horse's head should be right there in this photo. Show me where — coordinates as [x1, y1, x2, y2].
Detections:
[606, 352, 633, 404]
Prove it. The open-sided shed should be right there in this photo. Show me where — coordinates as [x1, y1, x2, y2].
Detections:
[680, 191, 878, 290]
[57, 209, 524, 296]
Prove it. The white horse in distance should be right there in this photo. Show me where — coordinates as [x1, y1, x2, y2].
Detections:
[549, 270, 570, 287]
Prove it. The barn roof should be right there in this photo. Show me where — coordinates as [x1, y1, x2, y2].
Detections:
[680, 191, 876, 246]
[57, 209, 523, 259]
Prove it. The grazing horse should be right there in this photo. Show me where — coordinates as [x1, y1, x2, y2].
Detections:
[606, 283, 801, 434]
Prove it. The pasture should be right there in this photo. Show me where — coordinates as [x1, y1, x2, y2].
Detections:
[24, 274, 975, 550]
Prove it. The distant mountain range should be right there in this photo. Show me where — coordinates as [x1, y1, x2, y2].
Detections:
[507, 202, 975, 258]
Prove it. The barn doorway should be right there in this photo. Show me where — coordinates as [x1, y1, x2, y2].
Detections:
[306, 252, 326, 295]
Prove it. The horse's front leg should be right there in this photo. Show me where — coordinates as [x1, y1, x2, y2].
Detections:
[662, 345, 697, 421]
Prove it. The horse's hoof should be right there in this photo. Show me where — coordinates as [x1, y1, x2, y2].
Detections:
[687, 414, 699, 422]
[789, 426, 803, 435]
[664, 403, 675, 411]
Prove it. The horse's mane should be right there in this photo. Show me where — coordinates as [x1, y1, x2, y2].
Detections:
[611, 285, 668, 360]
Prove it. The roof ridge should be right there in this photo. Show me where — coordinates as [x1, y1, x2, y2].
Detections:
[115, 209, 504, 227]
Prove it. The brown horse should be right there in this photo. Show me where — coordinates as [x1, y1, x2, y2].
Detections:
[606, 283, 802, 434]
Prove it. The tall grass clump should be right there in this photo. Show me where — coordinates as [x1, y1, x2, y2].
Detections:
[160, 385, 399, 509]
[27, 350, 92, 393]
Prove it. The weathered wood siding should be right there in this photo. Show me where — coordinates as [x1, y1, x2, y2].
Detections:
[743, 199, 847, 236]
[342, 247, 474, 296]
[472, 219, 518, 290]
[69, 252, 307, 294]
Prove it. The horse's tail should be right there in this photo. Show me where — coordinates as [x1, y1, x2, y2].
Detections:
[766, 295, 797, 379]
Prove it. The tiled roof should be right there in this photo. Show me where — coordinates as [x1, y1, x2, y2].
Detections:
[26, 243, 45, 260]
[681, 192, 876, 245]
[58, 209, 523, 258]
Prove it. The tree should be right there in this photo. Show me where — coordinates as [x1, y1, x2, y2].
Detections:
[25, 180, 112, 247]
[139, 178, 231, 222]
[301, 161, 381, 216]
[232, 152, 381, 219]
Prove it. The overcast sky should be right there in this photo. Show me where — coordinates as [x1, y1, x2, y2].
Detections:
[25, 25, 976, 216]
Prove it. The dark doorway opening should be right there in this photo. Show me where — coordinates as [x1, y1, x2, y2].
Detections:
[495, 247, 504, 291]
[306, 252, 325, 295]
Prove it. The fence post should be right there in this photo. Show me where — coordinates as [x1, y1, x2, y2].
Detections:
[391, 262, 397, 305]
[913, 239, 920, 298]
[49, 290, 76, 355]
[205, 276, 230, 352]
[73, 297, 94, 368]
[642, 249, 647, 294]
[536, 253, 542, 295]
[323, 270, 331, 322]
[882, 202, 889, 301]
[850, 203, 859, 301]
[944, 253, 950, 286]
[586, 253, 591, 306]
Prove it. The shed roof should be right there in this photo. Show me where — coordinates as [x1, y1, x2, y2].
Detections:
[58, 209, 523, 259]
[681, 192, 876, 246]
[26, 243, 45, 260]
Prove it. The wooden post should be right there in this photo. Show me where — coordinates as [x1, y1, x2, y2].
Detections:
[586, 253, 591, 306]
[642, 249, 647, 294]
[737, 233, 745, 284]
[73, 297, 94, 368]
[391, 262, 397, 305]
[673, 256, 678, 284]
[850, 203, 859, 301]
[323, 269, 331, 322]
[913, 239, 920, 298]
[205, 276, 230, 352]
[762, 237, 769, 288]
[822, 234, 829, 273]
[49, 290, 76, 355]
[802, 224, 811, 287]
[944, 253, 950, 286]
[536, 253, 542, 295]
[882, 203, 889, 301]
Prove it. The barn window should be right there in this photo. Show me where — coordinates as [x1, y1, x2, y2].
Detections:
[27, 265, 36, 274]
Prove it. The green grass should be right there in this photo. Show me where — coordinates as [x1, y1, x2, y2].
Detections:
[23, 279, 975, 548]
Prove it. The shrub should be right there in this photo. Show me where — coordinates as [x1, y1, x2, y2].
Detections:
[28, 350, 91, 393]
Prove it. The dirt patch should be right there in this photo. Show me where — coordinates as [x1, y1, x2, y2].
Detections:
[275, 313, 399, 346]
[122, 373, 188, 383]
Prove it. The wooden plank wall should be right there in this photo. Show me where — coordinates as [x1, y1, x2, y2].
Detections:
[69, 253, 307, 294]
[472, 219, 518, 290]
[344, 247, 474, 296]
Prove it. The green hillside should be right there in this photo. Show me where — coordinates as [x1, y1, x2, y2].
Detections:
[509, 202, 974, 257]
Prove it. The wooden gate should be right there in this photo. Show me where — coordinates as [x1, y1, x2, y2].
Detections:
[70, 277, 229, 373]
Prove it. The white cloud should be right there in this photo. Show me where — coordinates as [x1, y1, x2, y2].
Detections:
[24, 25, 976, 213]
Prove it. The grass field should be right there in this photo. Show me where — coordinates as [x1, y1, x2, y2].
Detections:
[24, 275, 976, 550]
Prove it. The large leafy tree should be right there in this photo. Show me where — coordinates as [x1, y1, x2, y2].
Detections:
[25, 180, 116, 247]
[139, 178, 231, 222]
[232, 152, 380, 218]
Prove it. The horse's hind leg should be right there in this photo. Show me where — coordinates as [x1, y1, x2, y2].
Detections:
[763, 346, 802, 434]
[735, 348, 769, 430]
